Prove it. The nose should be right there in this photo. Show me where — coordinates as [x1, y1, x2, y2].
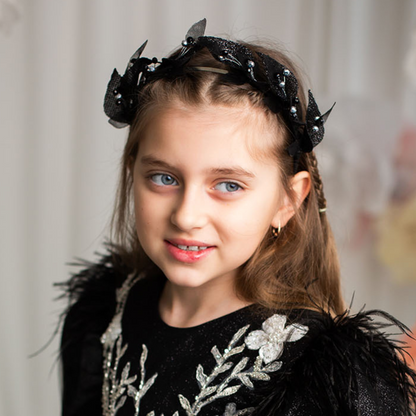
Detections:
[170, 185, 208, 232]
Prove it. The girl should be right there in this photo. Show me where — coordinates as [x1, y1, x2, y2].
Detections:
[60, 20, 416, 416]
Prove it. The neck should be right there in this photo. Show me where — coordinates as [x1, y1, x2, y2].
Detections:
[158, 279, 251, 328]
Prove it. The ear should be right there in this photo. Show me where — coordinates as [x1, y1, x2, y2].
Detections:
[271, 170, 311, 228]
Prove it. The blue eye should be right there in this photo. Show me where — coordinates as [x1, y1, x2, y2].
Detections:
[150, 174, 178, 186]
[215, 182, 242, 193]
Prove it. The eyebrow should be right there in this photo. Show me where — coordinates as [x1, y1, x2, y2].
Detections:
[140, 155, 256, 179]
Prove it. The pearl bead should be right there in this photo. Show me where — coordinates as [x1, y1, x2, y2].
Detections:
[290, 106, 297, 114]
[283, 69, 290, 76]
[115, 93, 122, 100]
[247, 60, 255, 68]
[312, 126, 319, 132]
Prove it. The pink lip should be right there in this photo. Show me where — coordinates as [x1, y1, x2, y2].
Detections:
[164, 239, 215, 264]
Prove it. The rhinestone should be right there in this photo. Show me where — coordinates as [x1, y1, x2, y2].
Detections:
[115, 93, 122, 100]
[116, 100, 122, 105]
[290, 106, 297, 114]
[218, 55, 224, 61]
[279, 81, 285, 88]
[315, 116, 320, 121]
[312, 126, 319, 132]
[148, 66, 156, 72]
[113, 89, 118, 95]
[182, 40, 188, 46]
[247, 60, 255, 68]
[283, 69, 290, 76]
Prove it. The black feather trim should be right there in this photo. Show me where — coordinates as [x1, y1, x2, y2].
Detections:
[253, 309, 416, 415]
[58, 249, 132, 416]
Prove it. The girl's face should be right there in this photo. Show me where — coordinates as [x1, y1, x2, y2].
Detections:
[133, 104, 285, 292]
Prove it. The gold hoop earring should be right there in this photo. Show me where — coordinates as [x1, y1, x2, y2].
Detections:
[272, 221, 281, 238]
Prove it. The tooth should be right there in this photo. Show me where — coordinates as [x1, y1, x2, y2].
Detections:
[178, 245, 187, 250]
[200, 247, 207, 250]
[189, 246, 198, 251]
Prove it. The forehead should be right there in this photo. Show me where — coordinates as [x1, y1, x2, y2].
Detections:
[137, 103, 281, 167]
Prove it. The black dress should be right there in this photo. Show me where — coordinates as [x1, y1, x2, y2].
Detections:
[60, 253, 416, 416]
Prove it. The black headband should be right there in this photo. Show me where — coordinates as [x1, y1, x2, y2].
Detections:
[104, 19, 334, 167]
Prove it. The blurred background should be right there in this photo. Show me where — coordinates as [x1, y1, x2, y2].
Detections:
[1, 0, 416, 414]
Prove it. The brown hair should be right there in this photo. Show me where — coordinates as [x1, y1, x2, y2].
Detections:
[110, 42, 345, 315]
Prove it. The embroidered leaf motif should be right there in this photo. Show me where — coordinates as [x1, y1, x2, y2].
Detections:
[216, 385, 241, 398]
[120, 343, 128, 358]
[211, 346, 223, 365]
[231, 357, 249, 376]
[179, 394, 192, 413]
[219, 402, 255, 416]
[114, 396, 127, 412]
[223, 345, 245, 359]
[121, 362, 131, 380]
[128, 385, 137, 396]
[198, 385, 217, 399]
[238, 375, 254, 389]
[249, 372, 270, 381]
[214, 362, 233, 375]
[285, 323, 309, 342]
[228, 325, 250, 349]
[141, 373, 158, 397]
[264, 361, 282, 372]
[253, 356, 263, 372]
[196, 364, 207, 388]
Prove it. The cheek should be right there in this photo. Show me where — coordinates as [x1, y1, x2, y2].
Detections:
[216, 205, 271, 244]
[133, 186, 156, 231]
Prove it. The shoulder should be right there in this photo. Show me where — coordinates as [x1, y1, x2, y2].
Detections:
[60, 251, 130, 332]
[59, 250, 132, 415]
[254, 309, 416, 416]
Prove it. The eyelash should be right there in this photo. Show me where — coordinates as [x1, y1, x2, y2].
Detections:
[149, 173, 178, 187]
[148, 173, 243, 194]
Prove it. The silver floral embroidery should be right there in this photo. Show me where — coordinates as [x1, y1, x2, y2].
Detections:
[101, 273, 158, 416]
[217, 402, 255, 416]
[177, 325, 279, 416]
[245, 314, 308, 364]
[101, 276, 308, 416]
